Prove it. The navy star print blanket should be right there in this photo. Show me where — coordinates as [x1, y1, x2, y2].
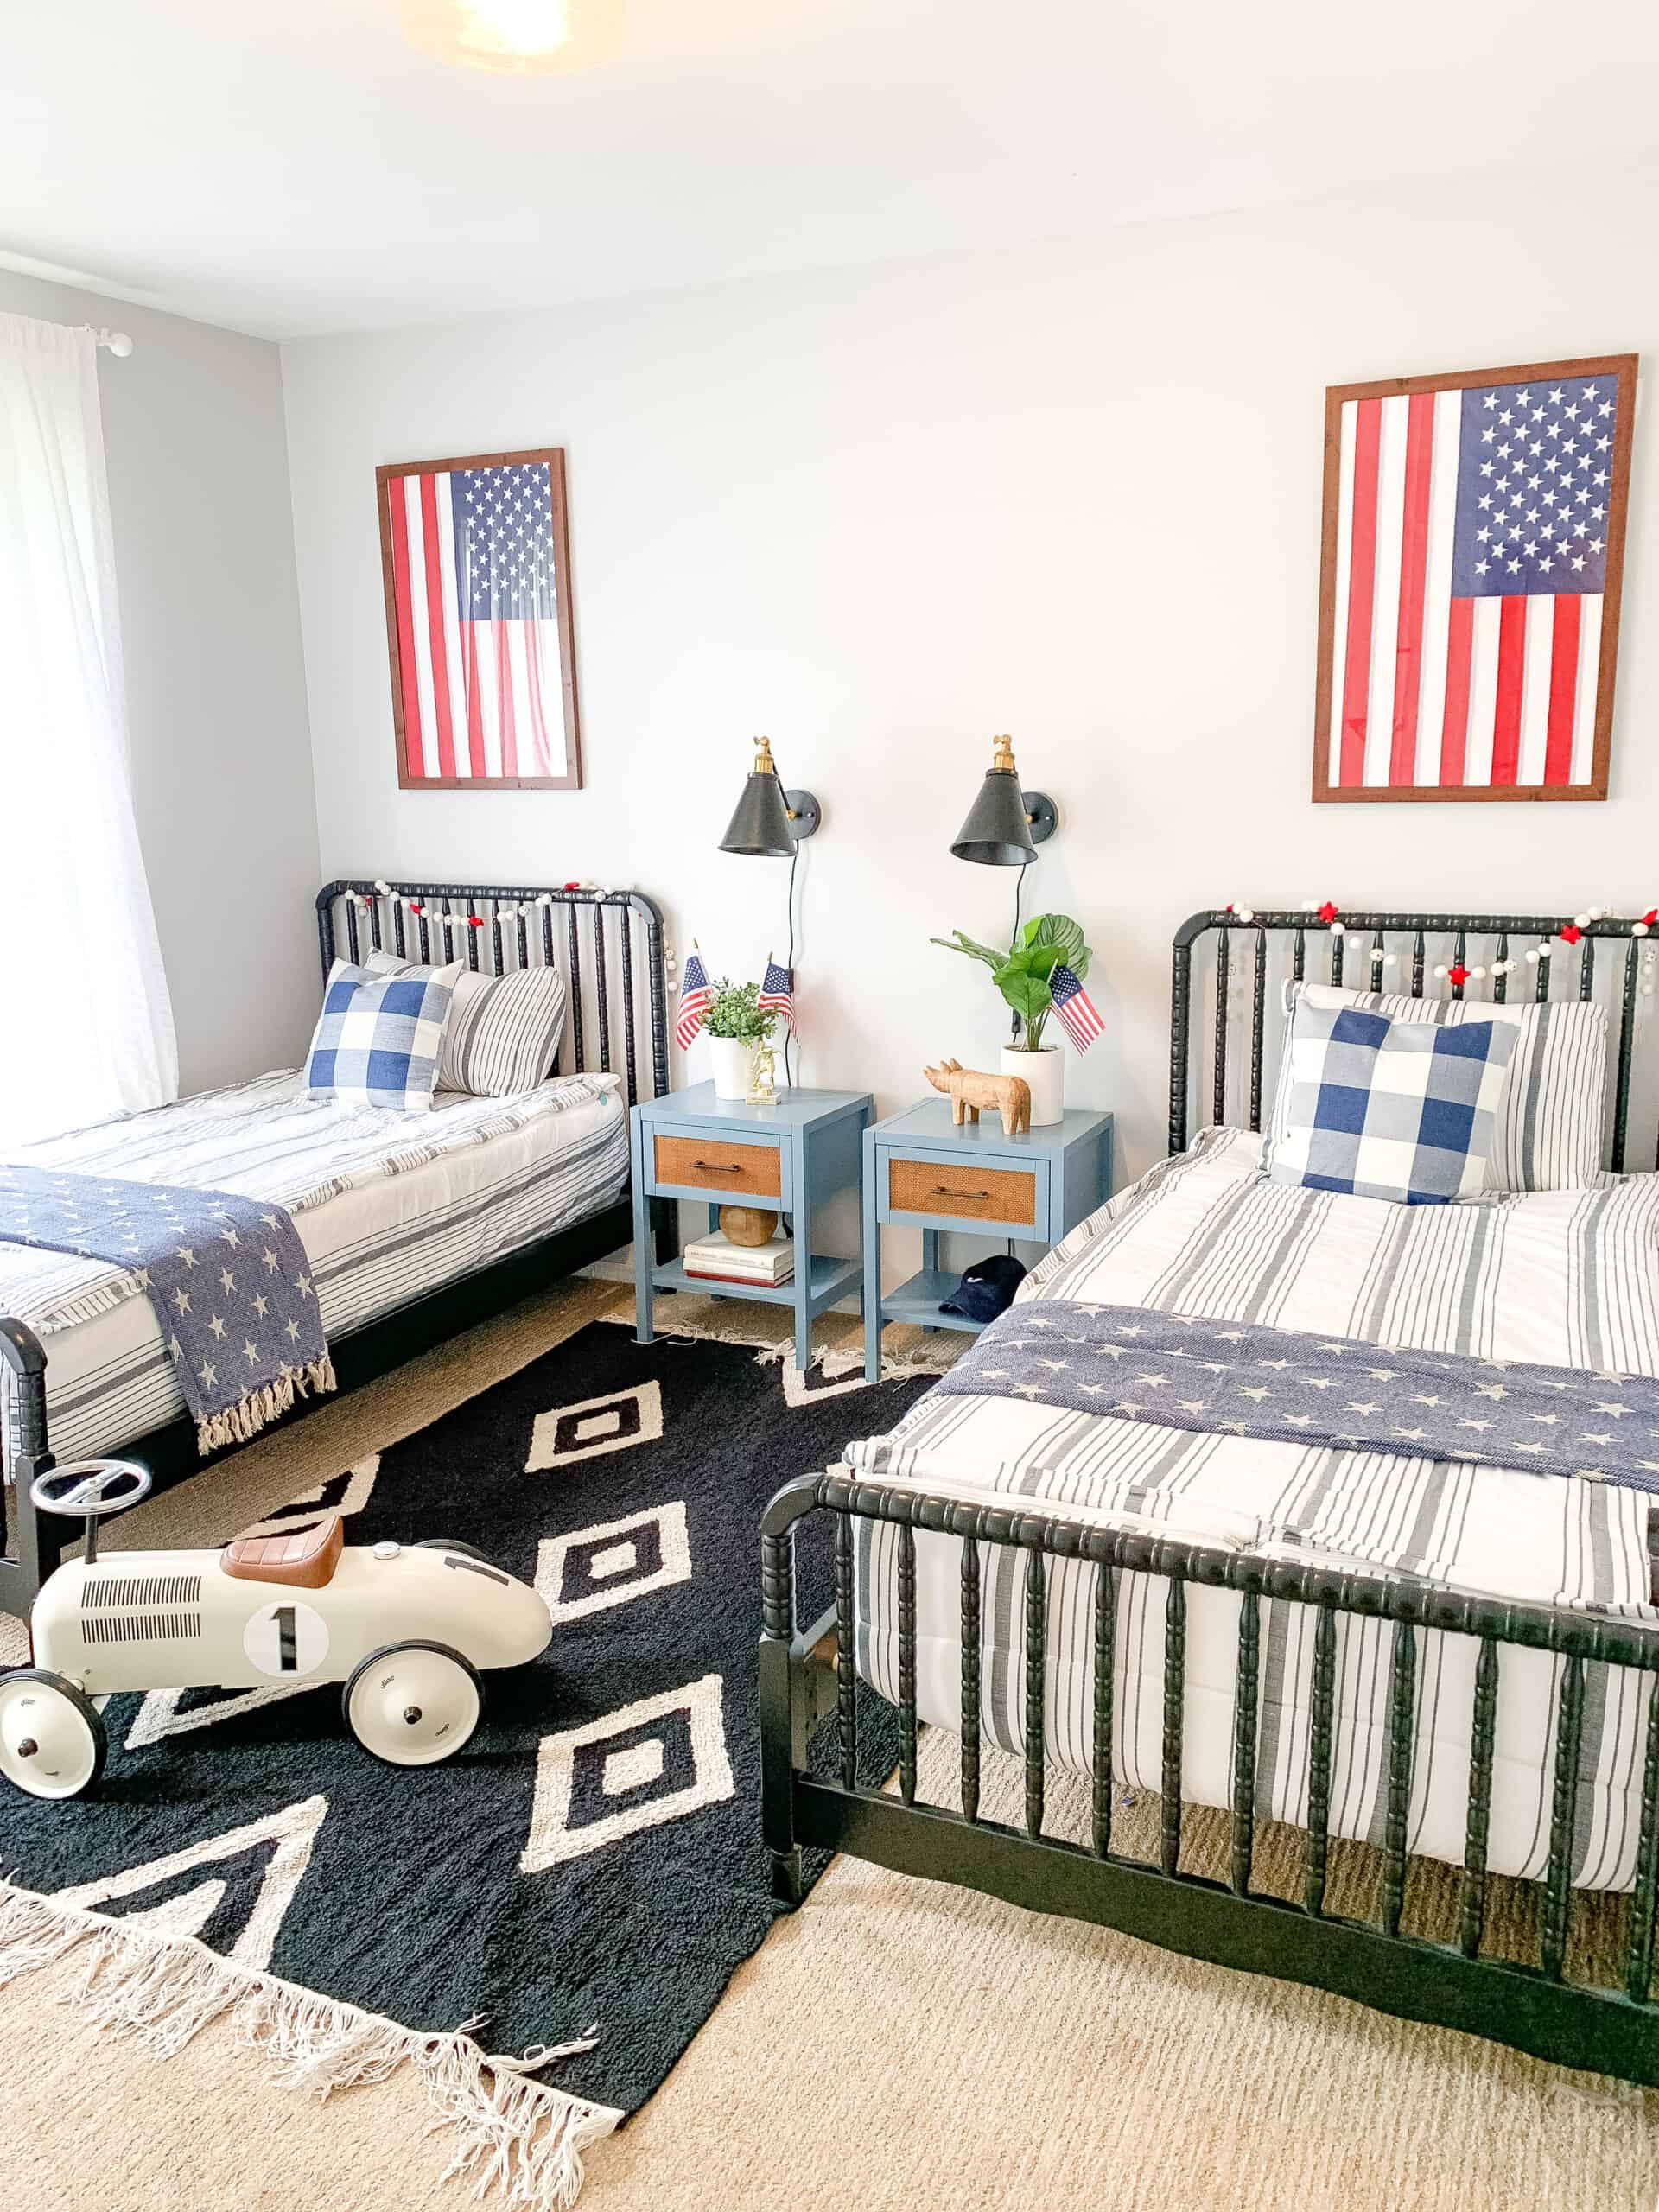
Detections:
[931, 1301, 1659, 1496]
[0, 1166, 334, 1453]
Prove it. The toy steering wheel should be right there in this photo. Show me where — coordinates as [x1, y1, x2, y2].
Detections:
[30, 1460, 152, 1565]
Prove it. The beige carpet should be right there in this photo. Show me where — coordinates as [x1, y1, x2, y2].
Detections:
[3, 1284, 1657, 2210]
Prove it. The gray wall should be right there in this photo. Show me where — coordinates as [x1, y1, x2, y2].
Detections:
[0, 270, 320, 1095]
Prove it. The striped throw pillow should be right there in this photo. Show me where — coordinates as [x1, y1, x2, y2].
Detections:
[304, 960, 463, 1112]
[1268, 982, 1607, 1192]
[364, 952, 567, 1096]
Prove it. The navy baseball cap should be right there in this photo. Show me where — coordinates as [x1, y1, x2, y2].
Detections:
[939, 1254, 1027, 1325]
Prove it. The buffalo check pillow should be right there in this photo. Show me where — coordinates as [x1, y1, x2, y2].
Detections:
[363, 951, 567, 1096]
[1262, 995, 1521, 1205]
[1274, 981, 1607, 1192]
[303, 960, 464, 1112]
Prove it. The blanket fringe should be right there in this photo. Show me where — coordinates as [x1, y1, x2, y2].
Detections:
[0, 1882, 616, 2209]
[196, 1353, 338, 1455]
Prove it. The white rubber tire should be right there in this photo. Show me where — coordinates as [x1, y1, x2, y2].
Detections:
[0, 1669, 106, 1800]
[342, 1641, 482, 1767]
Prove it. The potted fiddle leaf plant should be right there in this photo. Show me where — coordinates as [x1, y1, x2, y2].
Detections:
[702, 978, 777, 1100]
[930, 912, 1091, 1126]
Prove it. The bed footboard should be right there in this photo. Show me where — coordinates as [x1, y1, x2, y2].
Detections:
[759, 1471, 1659, 2086]
[0, 1316, 62, 1622]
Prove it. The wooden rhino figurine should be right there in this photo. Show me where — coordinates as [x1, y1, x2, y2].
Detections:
[923, 1058, 1032, 1138]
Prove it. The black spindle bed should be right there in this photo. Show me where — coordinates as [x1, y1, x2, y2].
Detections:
[0, 877, 674, 1618]
[760, 908, 1659, 2086]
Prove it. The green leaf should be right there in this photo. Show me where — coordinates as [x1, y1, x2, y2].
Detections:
[930, 930, 1005, 972]
[995, 965, 1053, 1022]
[1027, 912, 1085, 969]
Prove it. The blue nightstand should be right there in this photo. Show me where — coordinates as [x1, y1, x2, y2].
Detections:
[861, 1099, 1113, 1378]
[630, 1084, 873, 1372]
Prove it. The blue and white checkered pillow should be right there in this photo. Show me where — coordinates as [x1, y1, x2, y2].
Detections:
[303, 960, 463, 1113]
[1262, 996, 1521, 1205]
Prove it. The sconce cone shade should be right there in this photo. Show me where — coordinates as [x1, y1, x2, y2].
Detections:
[950, 736, 1055, 866]
[719, 736, 819, 857]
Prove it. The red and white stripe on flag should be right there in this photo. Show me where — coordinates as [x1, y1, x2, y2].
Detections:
[1313, 358, 1634, 803]
[379, 450, 579, 790]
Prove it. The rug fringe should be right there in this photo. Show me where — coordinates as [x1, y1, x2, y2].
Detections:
[0, 1882, 616, 2209]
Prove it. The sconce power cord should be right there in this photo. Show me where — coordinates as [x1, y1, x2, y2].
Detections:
[784, 840, 799, 1088]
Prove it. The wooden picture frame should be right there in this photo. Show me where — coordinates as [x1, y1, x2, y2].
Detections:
[376, 447, 582, 791]
[1312, 353, 1637, 804]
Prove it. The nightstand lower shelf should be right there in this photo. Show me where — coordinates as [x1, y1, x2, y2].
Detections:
[878, 1267, 987, 1334]
[651, 1253, 862, 1309]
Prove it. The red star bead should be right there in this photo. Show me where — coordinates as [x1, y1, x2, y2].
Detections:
[1643, 909, 1658, 928]
[1559, 925, 1583, 945]
[1317, 900, 1340, 925]
[1447, 963, 1471, 988]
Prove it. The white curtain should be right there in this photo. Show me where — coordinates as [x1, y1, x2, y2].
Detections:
[0, 313, 177, 1147]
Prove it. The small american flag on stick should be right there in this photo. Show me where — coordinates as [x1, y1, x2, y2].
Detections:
[1049, 964, 1103, 1052]
[676, 949, 712, 1052]
[758, 958, 795, 1030]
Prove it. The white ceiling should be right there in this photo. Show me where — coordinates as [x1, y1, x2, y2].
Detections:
[5, 0, 1659, 341]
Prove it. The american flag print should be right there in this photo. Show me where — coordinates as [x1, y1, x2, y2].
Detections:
[1314, 356, 1635, 802]
[379, 448, 581, 789]
[675, 950, 712, 1052]
[1048, 963, 1103, 1052]
[758, 958, 795, 1030]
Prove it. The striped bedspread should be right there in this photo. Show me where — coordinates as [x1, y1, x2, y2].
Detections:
[2, 1069, 628, 1478]
[847, 1129, 1659, 1891]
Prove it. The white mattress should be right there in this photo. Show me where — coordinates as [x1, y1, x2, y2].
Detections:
[1, 1069, 629, 1476]
[847, 1129, 1659, 1892]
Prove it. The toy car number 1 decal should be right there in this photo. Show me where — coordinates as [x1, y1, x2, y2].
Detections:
[243, 1600, 329, 1679]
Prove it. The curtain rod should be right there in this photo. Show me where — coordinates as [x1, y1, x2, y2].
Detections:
[80, 326, 134, 358]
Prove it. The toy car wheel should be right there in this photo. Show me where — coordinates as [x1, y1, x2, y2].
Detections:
[415, 1539, 499, 1568]
[342, 1641, 482, 1768]
[0, 1669, 106, 1800]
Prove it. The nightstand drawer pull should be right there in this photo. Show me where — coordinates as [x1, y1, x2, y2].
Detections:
[887, 1157, 1036, 1227]
[652, 1134, 782, 1197]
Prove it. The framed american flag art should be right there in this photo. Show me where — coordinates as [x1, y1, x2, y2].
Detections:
[1313, 353, 1636, 803]
[376, 446, 582, 790]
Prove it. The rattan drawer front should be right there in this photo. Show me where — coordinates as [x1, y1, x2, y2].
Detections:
[887, 1156, 1035, 1227]
[652, 1134, 781, 1198]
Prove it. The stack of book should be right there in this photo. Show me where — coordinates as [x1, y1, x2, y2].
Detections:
[683, 1231, 795, 1287]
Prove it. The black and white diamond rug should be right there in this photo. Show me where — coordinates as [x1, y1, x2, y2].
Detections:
[0, 1319, 934, 2202]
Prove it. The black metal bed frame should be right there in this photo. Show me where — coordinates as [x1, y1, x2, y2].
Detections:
[760, 907, 1659, 2084]
[0, 876, 673, 1621]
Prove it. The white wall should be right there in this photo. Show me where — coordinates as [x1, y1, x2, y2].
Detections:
[0, 270, 319, 1096]
[281, 156, 1659, 1270]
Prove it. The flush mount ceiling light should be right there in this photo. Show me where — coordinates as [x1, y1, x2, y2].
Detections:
[400, 0, 626, 73]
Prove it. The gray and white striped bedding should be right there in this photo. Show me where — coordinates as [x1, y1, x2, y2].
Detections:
[363, 950, 569, 1096]
[848, 1128, 1659, 1891]
[1, 1068, 628, 1479]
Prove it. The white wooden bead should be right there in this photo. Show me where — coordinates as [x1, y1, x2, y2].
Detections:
[1236, 905, 1255, 924]
[1329, 921, 1345, 938]
[1433, 964, 1448, 979]
[1470, 966, 1487, 981]
[1645, 984, 1656, 998]
[1573, 912, 1591, 930]
[1525, 949, 1541, 964]
[1636, 923, 1650, 938]
[1588, 906, 1605, 921]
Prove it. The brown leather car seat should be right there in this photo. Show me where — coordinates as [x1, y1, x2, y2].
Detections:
[220, 1512, 344, 1590]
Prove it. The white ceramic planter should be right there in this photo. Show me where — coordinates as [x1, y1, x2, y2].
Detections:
[1001, 1044, 1064, 1127]
[707, 1034, 759, 1101]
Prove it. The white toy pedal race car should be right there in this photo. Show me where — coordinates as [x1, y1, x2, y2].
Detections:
[0, 1459, 553, 1801]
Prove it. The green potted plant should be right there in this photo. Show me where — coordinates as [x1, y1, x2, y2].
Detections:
[930, 912, 1091, 1125]
[702, 978, 777, 1100]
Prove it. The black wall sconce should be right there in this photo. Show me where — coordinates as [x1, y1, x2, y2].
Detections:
[949, 734, 1058, 866]
[718, 736, 822, 857]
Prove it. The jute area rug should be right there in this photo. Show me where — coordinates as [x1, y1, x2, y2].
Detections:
[2, 1282, 1656, 2210]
